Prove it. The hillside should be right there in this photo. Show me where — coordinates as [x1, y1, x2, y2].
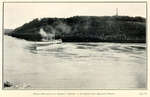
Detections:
[10, 16, 146, 43]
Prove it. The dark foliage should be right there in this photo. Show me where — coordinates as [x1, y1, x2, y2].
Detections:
[10, 16, 146, 43]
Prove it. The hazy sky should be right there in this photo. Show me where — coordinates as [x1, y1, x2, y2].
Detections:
[4, 3, 146, 29]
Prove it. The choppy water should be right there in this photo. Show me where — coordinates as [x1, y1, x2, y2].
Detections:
[4, 35, 147, 89]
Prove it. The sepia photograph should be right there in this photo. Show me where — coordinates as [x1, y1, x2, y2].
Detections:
[3, 2, 147, 90]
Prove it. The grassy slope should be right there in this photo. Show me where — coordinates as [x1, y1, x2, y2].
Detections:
[10, 16, 146, 43]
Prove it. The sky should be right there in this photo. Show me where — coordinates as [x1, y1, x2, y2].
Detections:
[4, 3, 146, 29]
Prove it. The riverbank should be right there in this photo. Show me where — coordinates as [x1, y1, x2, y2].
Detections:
[9, 16, 146, 43]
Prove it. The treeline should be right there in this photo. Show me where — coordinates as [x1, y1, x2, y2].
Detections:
[10, 16, 146, 43]
[4, 29, 14, 35]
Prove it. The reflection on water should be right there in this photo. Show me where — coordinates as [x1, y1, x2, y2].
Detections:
[4, 36, 146, 89]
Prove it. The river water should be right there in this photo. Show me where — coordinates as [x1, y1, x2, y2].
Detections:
[4, 35, 147, 89]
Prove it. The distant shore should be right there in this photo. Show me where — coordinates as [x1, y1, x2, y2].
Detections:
[6, 16, 146, 43]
